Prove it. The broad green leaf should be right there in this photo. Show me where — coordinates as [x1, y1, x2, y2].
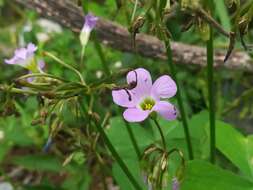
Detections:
[214, 0, 231, 31]
[108, 112, 210, 189]
[12, 154, 72, 173]
[0, 116, 35, 146]
[181, 160, 253, 190]
[217, 121, 253, 177]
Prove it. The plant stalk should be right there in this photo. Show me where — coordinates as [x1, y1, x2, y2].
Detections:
[207, 27, 216, 164]
[44, 51, 86, 85]
[164, 40, 194, 160]
[153, 118, 166, 150]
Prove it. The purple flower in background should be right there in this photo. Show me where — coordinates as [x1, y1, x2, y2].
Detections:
[80, 13, 98, 46]
[5, 43, 37, 70]
[84, 13, 98, 30]
[172, 177, 180, 190]
[112, 68, 177, 122]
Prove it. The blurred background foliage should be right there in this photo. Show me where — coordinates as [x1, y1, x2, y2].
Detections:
[0, 0, 253, 189]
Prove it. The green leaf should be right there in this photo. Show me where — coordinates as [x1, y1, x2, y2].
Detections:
[214, 0, 231, 31]
[12, 154, 65, 172]
[216, 121, 253, 177]
[181, 160, 253, 190]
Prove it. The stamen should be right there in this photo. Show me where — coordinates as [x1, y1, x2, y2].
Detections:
[140, 98, 155, 110]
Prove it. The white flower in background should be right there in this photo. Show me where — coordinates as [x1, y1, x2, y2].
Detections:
[0, 182, 13, 190]
[23, 21, 32, 32]
[36, 33, 50, 43]
[36, 18, 62, 43]
[37, 18, 62, 33]
[0, 130, 4, 141]
[114, 61, 122, 68]
[96, 70, 103, 79]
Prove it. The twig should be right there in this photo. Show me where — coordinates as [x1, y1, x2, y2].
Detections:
[13, 0, 253, 73]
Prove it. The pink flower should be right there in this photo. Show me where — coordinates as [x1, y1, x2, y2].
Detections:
[112, 68, 178, 122]
[5, 43, 37, 68]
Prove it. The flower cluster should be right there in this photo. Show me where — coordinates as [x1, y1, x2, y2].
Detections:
[112, 68, 178, 122]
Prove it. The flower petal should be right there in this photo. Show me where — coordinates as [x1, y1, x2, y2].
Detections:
[27, 43, 37, 53]
[112, 89, 137, 108]
[127, 68, 152, 99]
[123, 108, 149, 122]
[15, 48, 27, 59]
[84, 13, 98, 30]
[151, 75, 177, 99]
[152, 101, 177, 120]
[5, 57, 16, 65]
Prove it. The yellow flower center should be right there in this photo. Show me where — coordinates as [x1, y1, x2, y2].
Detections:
[140, 98, 155, 111]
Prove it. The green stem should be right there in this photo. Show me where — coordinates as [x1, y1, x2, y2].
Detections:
[17, 73, 69, 83]
[124, 121, 141, 160]
[207, 27, 216, 164]
[44, 51, 86, 85]
[153, 119, 166, 150]
[131, 0, 138, 22]
[80, 45, 85, 66]
[0, 85, 38, 95]
[93, 121, 142, 190]
[164, 40, 194, 160]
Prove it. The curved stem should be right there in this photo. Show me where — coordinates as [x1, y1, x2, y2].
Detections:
[44, 51, 86, 85]
[164, 40, 194, 160]
[0, 85, 37, 95]
[131, 0, 138, 22]
[17, 73, 69, 83]
[153, 118, 166, 150]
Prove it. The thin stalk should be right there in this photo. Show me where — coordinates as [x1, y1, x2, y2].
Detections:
[153, 119, 166, 150]
[17, 73, 69, 83]
[0, 85, 38, 95]
[44, 51, 86, 85]
[207, 27, 216, 164]
[164, 40, 194, 160]
[80, 45, 85, 66]
[124, 121, 141, 160]
[131, 0, 139, 22]
[93, 121, 143, 190]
